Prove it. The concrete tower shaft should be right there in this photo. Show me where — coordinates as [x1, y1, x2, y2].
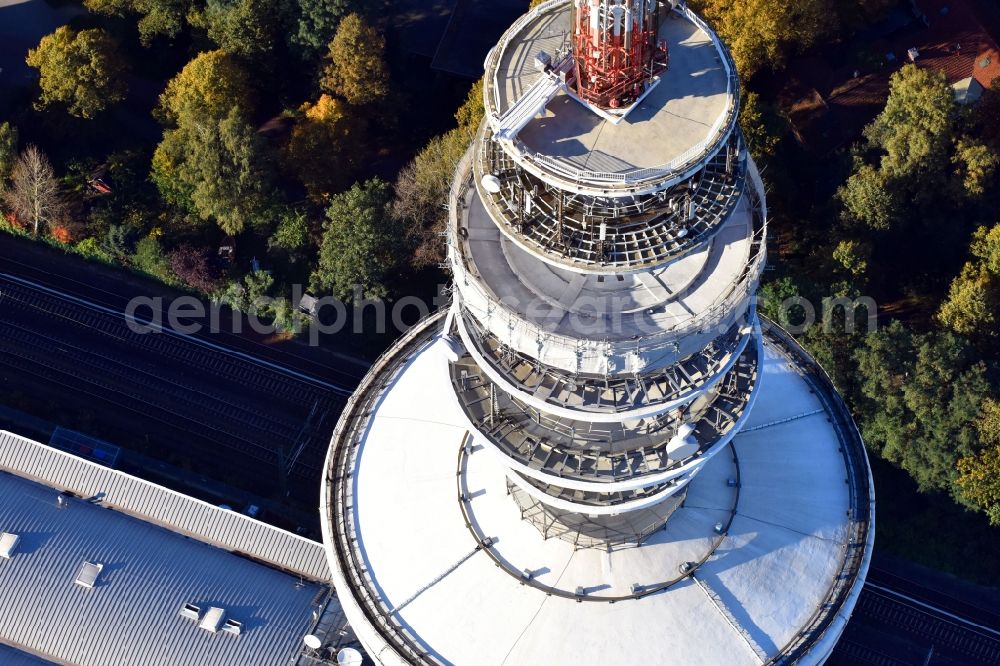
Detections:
[448, 1, 765, 545]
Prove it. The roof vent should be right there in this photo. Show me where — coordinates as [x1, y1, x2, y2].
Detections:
[179, 603, 201, 621]
[0, 532, 20, 560]
[198, 607, 226, 633]
[221, 619, 242, 636]
[74, 561, 104, 588]
[534, 50, 552, 72]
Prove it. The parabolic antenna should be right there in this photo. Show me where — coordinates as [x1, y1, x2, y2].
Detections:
[481, 174, 502, 194]
[303, 634, 322, 650]
[337, 647, 364, 666]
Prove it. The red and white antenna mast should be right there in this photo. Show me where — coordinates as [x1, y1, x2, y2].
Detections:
[571, 0, 669, 109]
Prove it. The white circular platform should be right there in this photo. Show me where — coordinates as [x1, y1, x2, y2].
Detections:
[321, 329, 874, 665]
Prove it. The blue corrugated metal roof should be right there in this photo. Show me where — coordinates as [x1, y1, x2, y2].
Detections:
[0, 432, 330, 583]
[0, 468, 325, 666]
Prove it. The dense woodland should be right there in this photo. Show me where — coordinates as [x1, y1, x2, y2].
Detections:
[2, 0, 1000, 579]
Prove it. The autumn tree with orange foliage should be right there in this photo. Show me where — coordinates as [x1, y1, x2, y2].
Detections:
[286, 94, 362, 202]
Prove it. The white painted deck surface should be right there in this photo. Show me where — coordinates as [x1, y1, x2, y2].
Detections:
[496, 5, 731, 173]
[339, 336, 854, 665]
[461, 189, 752, 342]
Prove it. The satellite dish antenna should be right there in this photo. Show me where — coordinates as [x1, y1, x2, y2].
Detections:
[303, 635, 322, 650]
[666, 423, 699, 461]
[337, 647, 364, 666]
[481, 174, 502, 194]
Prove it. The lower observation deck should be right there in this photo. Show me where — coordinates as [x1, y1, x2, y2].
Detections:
[457, 312, 752, 420]
[448, 328, 761, 494]
[321, 313, 874, 666]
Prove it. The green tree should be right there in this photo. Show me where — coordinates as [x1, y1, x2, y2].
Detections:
[102, 224, 134, 261]
[971, 223, 1000, 274]
[133, 234, 172, 280]
[957, 445, 1000, 526]
[75, 237, 113, 262]
[833, 239, 871, 278]
[156, 50, 252, 127]
[268, 208, 311, 259]
[691, 0, 832, 78]
[223, 270, 275, 310]
[956, 399, 1000, 525]
[0, 122, 18, 183]
[938, 223, 1000, 338]
[952, 137, 999, 198]
[938, 263, 996, 336]
[25, 27, 128, 119]
[153, 51, 270, 233]
[756, 276, 801, 326]
[320, 13, 388, 105]
[864, 64, 956, 181]
[153, 107, 273, 234]
[311, 178, 401, 300]
[856, 322, 989, 495]
[84, 0, 192, 45]
[838, 162, 897, 230]
[200, 0, 280, 59]
[290, 0, 349, 59]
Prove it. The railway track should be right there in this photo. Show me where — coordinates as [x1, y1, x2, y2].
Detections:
[0, 276, 350, 483]
[831, 637, 917, 666]
[0, 277, 353, 399]
[836, 583, 1000, 665]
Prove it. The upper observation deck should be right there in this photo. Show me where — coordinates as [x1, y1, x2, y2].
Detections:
[450, 155, 766, 376]
[484, 0, 740, 196]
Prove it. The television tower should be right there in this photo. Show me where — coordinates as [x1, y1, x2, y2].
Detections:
[321, 2, 874, 664]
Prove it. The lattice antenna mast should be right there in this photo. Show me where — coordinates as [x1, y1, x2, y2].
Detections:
[571, 0, 668, 109]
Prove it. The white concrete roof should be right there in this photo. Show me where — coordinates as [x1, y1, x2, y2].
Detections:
[329, 333, 864, 665]
[0, 431, 330, 582]
[0, 459, 326, 666]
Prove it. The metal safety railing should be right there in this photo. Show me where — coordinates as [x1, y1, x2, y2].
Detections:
[322, 312, 450, 666]
[761, 321, 875, 665]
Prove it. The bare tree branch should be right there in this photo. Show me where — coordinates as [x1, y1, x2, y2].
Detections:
[2, 145, 65, 236]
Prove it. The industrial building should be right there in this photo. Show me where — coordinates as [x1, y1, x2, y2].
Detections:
[0, 431, 353, 665]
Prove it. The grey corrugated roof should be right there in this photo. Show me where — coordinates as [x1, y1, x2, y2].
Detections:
[0, 431, 330, 582]
[0, 464, 327, 666]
